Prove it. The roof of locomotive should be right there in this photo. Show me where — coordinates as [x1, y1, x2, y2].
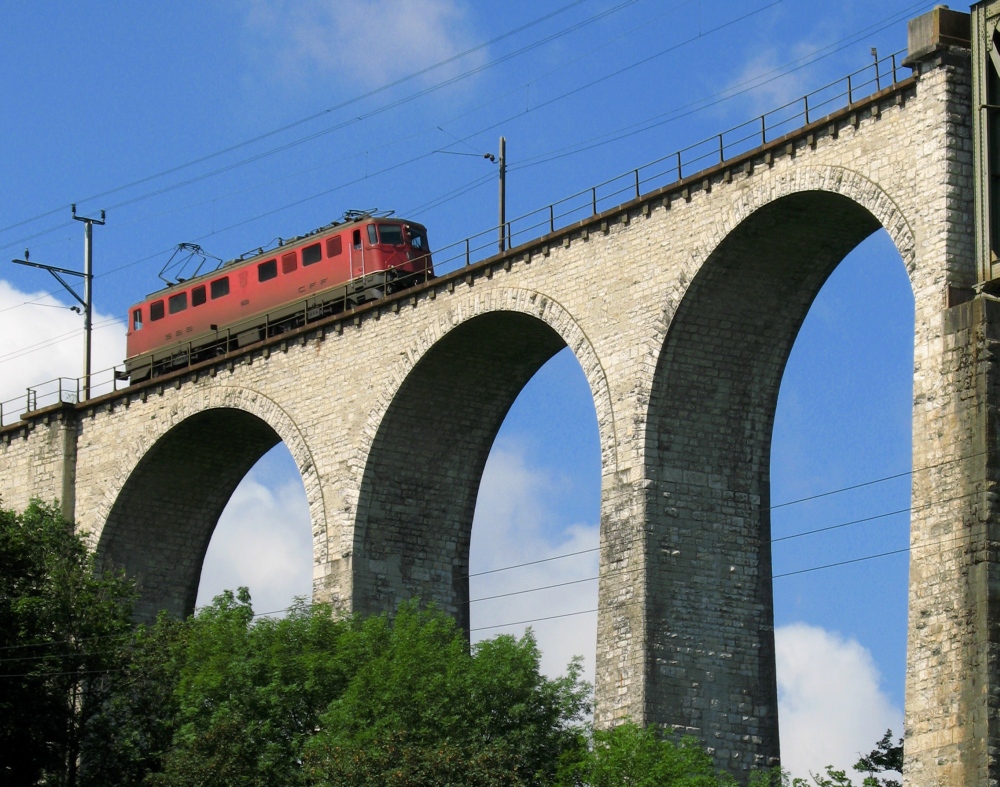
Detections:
[136, 213, 426, 302]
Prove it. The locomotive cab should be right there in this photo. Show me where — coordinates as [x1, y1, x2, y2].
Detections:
[352, 220, 433, 301]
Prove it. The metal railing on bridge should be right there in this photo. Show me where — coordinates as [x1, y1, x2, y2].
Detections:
[0, 365, 128, 427]
[427, 49, 906, 275]
[1, 50, 907, 428]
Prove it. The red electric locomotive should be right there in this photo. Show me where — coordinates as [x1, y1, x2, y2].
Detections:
[124, 212, 432, 382]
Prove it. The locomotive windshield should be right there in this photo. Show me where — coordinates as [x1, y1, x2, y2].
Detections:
[377, 224, 405, 245]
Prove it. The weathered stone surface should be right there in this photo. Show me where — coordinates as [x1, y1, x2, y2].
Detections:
[0, 42, 985, 784]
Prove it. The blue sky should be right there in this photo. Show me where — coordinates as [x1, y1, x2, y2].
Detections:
[0, 0, 936, 777]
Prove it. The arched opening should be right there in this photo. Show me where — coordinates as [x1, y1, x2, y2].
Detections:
[468, 347, 602, 682]
[643, 190, 909, 775]
[97, 408, 313, 623]
[195, 443, 313, 616]
[770, 228, 911, 777]
[352, 309, 603, 645]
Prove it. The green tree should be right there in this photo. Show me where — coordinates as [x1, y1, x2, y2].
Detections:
[750, 730, 904, 787]
[555, 721, 737, 787]
[0, 499, 135, 787]
[83, 593, 591, 787]
[305, 601, 591, 787]
[791, 730, 903, 787]
[144, 588, 351, 787]
[78, 612, 185, 787]
[853, 730, 902, 787]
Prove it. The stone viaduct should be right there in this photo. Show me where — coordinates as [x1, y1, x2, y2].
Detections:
[0, 17, 992, 786]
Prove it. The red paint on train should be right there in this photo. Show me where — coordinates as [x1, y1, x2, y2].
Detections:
[124, 215, 431, 380]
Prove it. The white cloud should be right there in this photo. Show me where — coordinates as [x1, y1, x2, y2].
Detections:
[0, 278, 126, 423]
[776, 622, 903, 782]
[197, 439, 600, 683]
[196, 449, 313, 615]
[722, 40, 826, 123]
[470, 444, 599, 685]
[245, 0, 483, 89]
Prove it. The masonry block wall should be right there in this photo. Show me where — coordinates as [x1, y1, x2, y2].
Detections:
[0, 38, 985, 784]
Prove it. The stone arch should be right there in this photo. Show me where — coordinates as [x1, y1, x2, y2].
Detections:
[94, 385, 323, 622]
[349, 287, 613, 634]
[634, 173, 917, 775]
[653, 166, 916, 354]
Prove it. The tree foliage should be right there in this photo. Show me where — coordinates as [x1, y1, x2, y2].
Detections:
[0, 499, 903, 787]
[556, 721, 738, 787]
[87, 594, 590, 787]
[749, 729, 903, 787]
[0, 499, 135, 787]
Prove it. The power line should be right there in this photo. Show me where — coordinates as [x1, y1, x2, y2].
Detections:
[471, 528, 944, 634]
[0, 0, 602, 240]
[0, 318, 118, 367]
[469, 545, 600, 579]
[506, 1, 929, 172]
[0, 489, 970, 662]
[465, 452, 982, 582]
[0, 0, 700, 269]
[471, 606, 599, 633]
[0, 444, 974, 650]
[452, 0, 784, 144]
[0, 667, 127, 680]
[0, 0, 645, 252]
[0, 1, 904, 324]
[471, 575, 599, 605]
[0, 0, 762, 265]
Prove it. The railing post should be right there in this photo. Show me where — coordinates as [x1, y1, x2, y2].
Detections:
[465, 238, 470, 266]
[677, 151, 682, 180]
[76, 377, 80, 403]
[891, 54, 897, 84]
[874, 56, 881, 91]
[718, 134, 724, 163]
[804, 94, 810, 124]
[760, 115, 766, 144]
[634, 169, 640, 198]
[847, 74, 853, 105]
[591, 187, 597, 215]
[549, 204, 554, 234]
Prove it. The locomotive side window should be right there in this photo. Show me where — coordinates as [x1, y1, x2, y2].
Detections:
[150, 301, 164, 321]
[132, 309, 143, 331]
[211, 277, 230, 299]
[302, 243, 322, 266]
[378, 224, 404, 245]
[192, 285, 207, 307]
[327, 236, 343, 257]
[407, 226, 428, 250]
[169, 292, 188, 314]
[367, 224, 378, 244]
[353, 229, 362, 250]
[258, 259, 278, 282]
[282, 252, 298, 274]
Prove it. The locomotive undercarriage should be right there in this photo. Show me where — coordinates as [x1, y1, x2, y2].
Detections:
[126, 267, 431, 384]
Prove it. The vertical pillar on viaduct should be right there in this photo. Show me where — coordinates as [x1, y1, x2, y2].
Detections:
[905, 4, 1000, 784]
[637, 192, 882, 775]
[906, 296, 1000, 787]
